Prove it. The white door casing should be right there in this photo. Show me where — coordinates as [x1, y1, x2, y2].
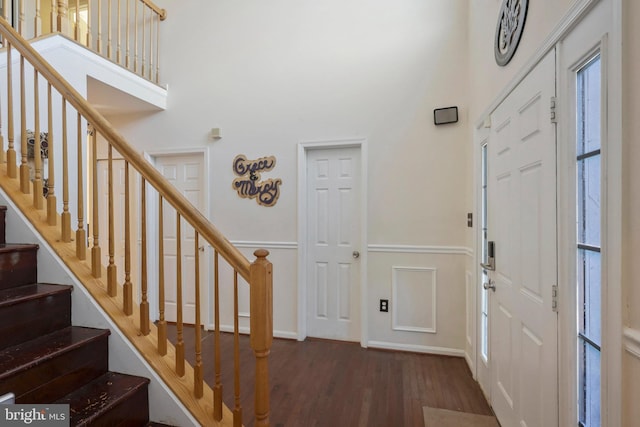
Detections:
[487, 50, 558, 427]
[154, 153, 206, 325]
[305, 146, 362, 342]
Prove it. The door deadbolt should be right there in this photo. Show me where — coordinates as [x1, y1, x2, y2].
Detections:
[483, 279, 496, 292]
[352, 251, 360, 259]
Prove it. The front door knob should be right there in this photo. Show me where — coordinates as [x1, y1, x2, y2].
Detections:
[352, 251, 360, 259]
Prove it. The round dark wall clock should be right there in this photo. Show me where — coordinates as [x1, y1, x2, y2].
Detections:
[494, 0, 529, 67]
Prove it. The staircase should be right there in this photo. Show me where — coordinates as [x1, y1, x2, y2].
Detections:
[0, 206, 158, 426]
[0, 8, 273, 424]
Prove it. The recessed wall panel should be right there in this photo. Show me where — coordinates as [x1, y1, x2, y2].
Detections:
[392, 267, 436, 333]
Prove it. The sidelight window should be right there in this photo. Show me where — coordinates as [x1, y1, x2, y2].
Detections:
[480, 142, 489, 361]
[576, 54, 601, 427]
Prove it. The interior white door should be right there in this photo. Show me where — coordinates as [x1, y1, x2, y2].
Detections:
[155, 153, 205, 325]
[487, 49, 558, 427]
[306, 146, 361, 342]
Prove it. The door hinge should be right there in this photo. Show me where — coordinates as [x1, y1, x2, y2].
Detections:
[552, 284, 559, 312]
[550, 96, 558, 124]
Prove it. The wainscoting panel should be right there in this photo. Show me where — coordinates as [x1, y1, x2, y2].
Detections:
[392, 266, 437, 333]
[466, 270, 474, 348]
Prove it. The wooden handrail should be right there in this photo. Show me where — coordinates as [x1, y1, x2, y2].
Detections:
[0, 17, 251, 280]
[139, 0, 166, 21]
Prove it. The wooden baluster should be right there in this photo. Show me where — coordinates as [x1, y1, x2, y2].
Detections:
[0, 49, 3, 163]
[194, 232, 203, 398]
[107, 0, 112, 59]
[47, 84, 56, 225]
[1, 0, 6, 47]
[155, 11, 160, 83]
[56, 0, 68, 36]
[18, 0, 24, 36]
[250, 249, 273, 427]
[0, 80, 3, 164]
[157, 194, 166, 354]
[33, 71, 43, 209]
[97, 0, 102, 54]
[50, 0, 57, 35]
[19, 56, 29, 194]
[141, 4, 145, 78]
[6, 43, 16, 179]
[91, 125, 101, 277]
[140, 177, 149, 334]
[117, 0, 121, 64]
[148, 6, 153, 81]
[125, 0, 130, 69]
[175, 212, 184, 376]
[73, 0, 79, 41]
[213, 250, 222, 421]
[35, 0, 42, 37]
[61, 98, 71, 241]
[123, 160, 132, 315]
[133, 0, 137, 73]
[86, 0, 91, 47]
[107, 144, 117, 296]
[76, 113, 86, 260]
[233, 270, 242, 427]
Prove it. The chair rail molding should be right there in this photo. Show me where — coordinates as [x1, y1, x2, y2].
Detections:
[368, 244, 473, 256]
[230, 240, 297, 250]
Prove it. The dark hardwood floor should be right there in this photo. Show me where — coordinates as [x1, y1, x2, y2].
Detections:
[166, 325, 493, 427]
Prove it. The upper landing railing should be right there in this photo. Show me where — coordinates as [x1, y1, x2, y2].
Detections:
[2, 0, 165, 83]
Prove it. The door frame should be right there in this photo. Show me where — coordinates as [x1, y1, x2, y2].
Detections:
[144, 147, 211, 328]
[297, 138, 368, 347]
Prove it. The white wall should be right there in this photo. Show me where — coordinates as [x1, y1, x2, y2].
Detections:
[107, 0, 471, 354]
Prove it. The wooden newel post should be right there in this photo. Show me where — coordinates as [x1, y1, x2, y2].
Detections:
[250, 249, 273, 427]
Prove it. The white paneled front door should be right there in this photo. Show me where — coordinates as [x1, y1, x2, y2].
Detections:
[155, 153, 205, 325]
[487, 50, 558, 427]
[306, 146, 361, 342]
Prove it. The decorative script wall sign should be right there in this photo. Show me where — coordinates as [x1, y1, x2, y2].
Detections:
[232, 154, 282, 207]
[494, 0, 528, 67]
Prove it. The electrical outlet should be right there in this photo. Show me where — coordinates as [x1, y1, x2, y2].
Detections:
[380, 299, 389, 312]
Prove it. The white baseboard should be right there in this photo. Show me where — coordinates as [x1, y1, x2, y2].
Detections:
[465, 351, 475, 373]
[623, 327, 640, 360]
[367, 340, 465, 357]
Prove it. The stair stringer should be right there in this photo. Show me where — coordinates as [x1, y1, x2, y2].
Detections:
[0, 190, 200, 427]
